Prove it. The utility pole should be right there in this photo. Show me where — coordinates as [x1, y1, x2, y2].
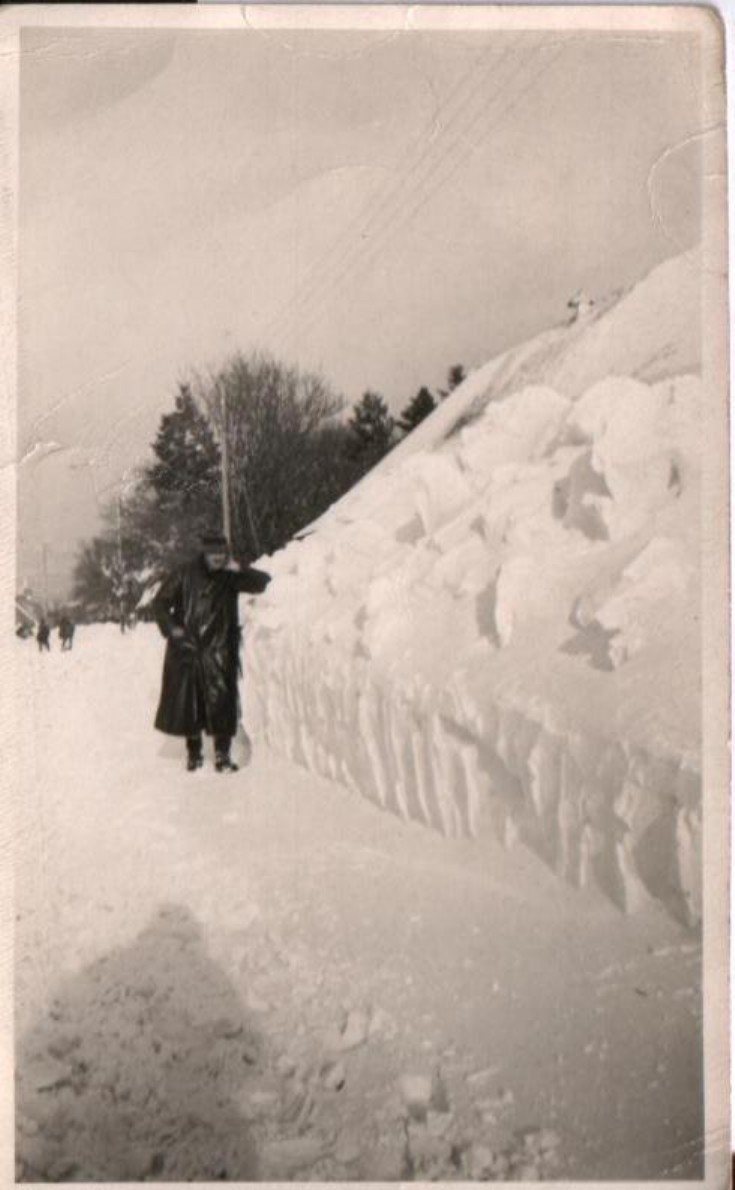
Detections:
[41, 542, 49, 616]
[218, 385, 260, 558]
[117, 491, 125, 629]
[221, 388, 232, 543]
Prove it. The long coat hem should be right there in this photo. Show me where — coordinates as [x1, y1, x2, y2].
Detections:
[152, 556, 269, 740]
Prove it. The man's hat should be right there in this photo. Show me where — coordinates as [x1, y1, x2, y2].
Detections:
[200, 531, 230, 549]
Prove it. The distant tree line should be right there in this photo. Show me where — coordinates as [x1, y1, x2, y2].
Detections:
[72, 353, 467, 619]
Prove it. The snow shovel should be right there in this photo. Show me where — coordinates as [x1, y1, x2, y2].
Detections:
[232, 722, 253, 768]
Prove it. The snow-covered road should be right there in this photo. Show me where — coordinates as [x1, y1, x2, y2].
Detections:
[15, 626, 703, 1180]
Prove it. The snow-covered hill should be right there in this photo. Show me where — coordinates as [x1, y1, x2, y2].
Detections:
[242, 248, 702, 925]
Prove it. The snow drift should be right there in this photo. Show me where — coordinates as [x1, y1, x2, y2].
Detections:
[242, 249, 702, 925]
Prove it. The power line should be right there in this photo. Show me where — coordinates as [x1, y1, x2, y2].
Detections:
[277, 44, 549, 351]
[260, 46, 498, 343]
[288, 42, 565, 348]
[262, 38, 525, 350]
[271, 43, 525, 350]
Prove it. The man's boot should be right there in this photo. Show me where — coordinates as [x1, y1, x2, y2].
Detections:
[186, 735, 204, 772]
[214, 736, 238, 773]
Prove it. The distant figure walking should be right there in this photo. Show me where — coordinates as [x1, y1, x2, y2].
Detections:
[36, 620, 51, 652]
[152, 532, 270, 773]
[58, 617, 75, 651]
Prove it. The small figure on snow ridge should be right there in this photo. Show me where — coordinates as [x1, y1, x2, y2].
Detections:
[566, 289, 595, 325]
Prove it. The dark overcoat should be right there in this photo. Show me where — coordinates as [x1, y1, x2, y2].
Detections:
[152, 555, 270, 738]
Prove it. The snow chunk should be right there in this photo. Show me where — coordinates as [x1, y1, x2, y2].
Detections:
[584, 537, 694, 668]
[396, 453, 473, 535]
[564, 376, 691, 539]
[491, 556, 549, 647]
[455, 385, 571, 479]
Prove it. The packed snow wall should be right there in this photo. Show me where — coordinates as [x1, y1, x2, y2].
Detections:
[242, 249, 702, 926]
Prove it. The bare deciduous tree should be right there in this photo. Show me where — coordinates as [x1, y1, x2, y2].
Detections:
[195, 352, 348, 559]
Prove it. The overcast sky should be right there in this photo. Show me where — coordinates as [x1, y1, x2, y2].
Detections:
[17, 24, 702, 596]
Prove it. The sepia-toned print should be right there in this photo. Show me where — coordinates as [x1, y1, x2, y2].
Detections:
[4, 5, 728, 1185]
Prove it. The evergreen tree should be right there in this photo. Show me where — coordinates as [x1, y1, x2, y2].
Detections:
[439, 363, 467, 399]
[347, 390, 395, 466]
[72, 528, 150, 622]
[137, 383, 223, 567]
[72, 385, 223, 617]
[148, 383, 222, 513]
[397, 385, 436, 433]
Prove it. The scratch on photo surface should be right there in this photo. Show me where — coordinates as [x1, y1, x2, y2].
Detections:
[646, 124, 722, 251]
[238, 4, 405, 58]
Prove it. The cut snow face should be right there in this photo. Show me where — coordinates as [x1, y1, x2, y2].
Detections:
[243, 249, 702, 926]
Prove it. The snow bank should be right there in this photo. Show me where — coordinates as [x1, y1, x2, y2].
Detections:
[243, 250, 702, 925]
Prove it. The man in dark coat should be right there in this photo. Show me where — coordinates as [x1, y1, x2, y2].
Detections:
[59, 616, 75, 650]
[152, 532, 270, 772]
[37, 620, 51, 652]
